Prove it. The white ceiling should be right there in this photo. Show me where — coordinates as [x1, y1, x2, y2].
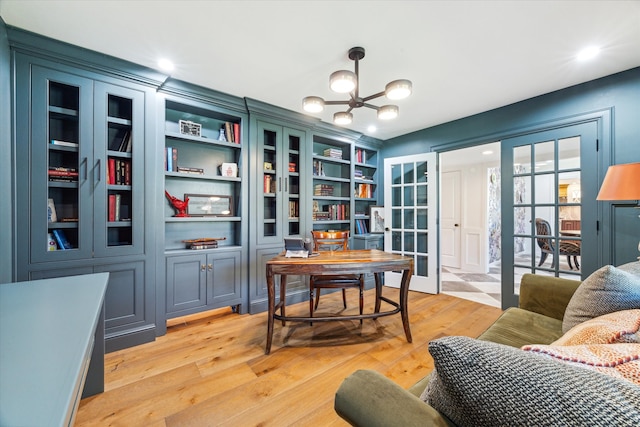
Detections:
[2, 0, 639, 140]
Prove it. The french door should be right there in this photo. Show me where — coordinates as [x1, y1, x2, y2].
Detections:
[383, 153, 438, 293]
[500, 122, 598, 308]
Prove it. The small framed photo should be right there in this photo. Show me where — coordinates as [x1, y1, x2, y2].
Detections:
[220, 162, 238, 177]
[179, 120, 202, 137]
[185, 194, 233, 216]
[370, 205, 385, 233]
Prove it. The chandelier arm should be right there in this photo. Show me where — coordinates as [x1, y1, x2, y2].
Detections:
[362, 91, 386, 102]
[323, 100, 351, 106]
[362, 103, 381, 111]
[346, 106, 354, 113]
[353, 57, 360, 99]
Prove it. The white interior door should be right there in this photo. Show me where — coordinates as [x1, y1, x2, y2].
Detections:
[383, 153, 438, 293]
[440, 170, 461, 268]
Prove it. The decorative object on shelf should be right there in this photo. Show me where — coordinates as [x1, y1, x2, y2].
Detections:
[370, 205, 385, 233]
[47, 198, 57, 223]
[218, 127, 227, 142]
[264, 162, 273, 170]
[47, 233, 57, 251]
[596, 162, 640, 259]
[165, 190, 190, 217]
[185, 194, 233, 217]
[220, 162, 238, 177]
[179, 120, 202, 137]
[302, 46, 412, 125]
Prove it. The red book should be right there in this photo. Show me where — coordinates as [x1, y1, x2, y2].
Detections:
[108, 194, 116, 222]
[233, 123, 240, 143]
[108, 158, 116, 185]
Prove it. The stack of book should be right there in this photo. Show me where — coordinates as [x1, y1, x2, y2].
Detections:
[48, 167, 78, 182]
[355, 183, 373, 198]
[355, 219, 369, 234]
[314, 184, 334, 196]
[177, 166, 204, 175]
[355, 148, 367, 163]
[222, 122, 241, 144]
[323, 148, 342, 159]
[107, 159, 131, 185]
[183, 237, 226, 250]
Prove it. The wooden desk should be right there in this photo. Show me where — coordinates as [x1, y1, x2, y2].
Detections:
[0, 273, 108, 427]
[559, 229, 581, 237]
[265, 249, 413, 354]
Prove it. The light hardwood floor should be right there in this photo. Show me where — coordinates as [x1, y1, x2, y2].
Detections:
[76, 287, 502, 426]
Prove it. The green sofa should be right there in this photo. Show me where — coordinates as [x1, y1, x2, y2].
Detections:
[334, 273, 582, 426]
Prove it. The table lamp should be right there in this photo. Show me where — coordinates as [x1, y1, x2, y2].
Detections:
[596, 162, 640, 259]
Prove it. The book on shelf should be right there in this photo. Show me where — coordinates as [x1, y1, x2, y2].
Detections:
[111, 130, 131, 152]
[355, 148, 367, 164]
[263, 175, 274, 193]
[355, 219, 369, 234]
[314, 184, 334, 196]
[52, 229, 73, 250]
[233, 122, 240, 144]
[165, 147, 178, 172]
[312, 160, 325, 176]
[50, 139, 79, 148]
[177, 166, 204, 174]
[323, 148, 343, 159]
[107, 159, 132, 185]
[47, 198, 57, 222]
[183, 237, 226, 250]
[289, 200, 299, 219]
[355, 183, 373, 198]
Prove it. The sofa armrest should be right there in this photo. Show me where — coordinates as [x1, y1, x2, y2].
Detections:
[335, 370, 453, 427]
[519, 273, 581, 320]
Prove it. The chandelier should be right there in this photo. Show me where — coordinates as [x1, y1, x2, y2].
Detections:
[302, 47, 412, 125]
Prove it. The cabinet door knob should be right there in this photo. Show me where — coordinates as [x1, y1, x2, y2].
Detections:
[201, 264, 206, 272]
[207, 264, 213, 271]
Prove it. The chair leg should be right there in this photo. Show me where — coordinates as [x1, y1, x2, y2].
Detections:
[309, 287, 315, 326]
[574, 256, 580, 270]
[538, 252, 548, 267]
[314, 288, 321, 310]
[341, 289, 347, 309]
[567, 255, 573, 270]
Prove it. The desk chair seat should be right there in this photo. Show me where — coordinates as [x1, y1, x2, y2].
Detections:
[309, 230, 364, 323]
[535, 218, 581, 270]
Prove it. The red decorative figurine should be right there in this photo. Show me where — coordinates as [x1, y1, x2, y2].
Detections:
[165, 191, 189, 217]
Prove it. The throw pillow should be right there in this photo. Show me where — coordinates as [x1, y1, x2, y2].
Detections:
[422, 336, 640, 427]
[554, 309, 640, 345]
[522, 342, 640, 385]
[562, 265, 640, 333]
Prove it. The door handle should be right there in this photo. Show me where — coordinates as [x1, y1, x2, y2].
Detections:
[454, 224, 460, 227]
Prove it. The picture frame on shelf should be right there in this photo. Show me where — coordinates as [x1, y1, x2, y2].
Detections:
[179, 120, 202, 137]
[185, 194, 233, 217]
[370, 205, 385, 234]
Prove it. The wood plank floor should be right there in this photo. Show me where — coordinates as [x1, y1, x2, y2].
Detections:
[76, 287, 502, 426]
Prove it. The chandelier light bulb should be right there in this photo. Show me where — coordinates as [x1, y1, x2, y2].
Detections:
[334, 111, 353, 125]
[378, 105, 399, 120]
[330, 70, 357, 93]
[385, 79, 412, 100]
[302, 96, 325, 113]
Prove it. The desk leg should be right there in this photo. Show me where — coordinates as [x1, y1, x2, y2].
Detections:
[280, 274, 287, 326]
[399, 267, 413, 343]
[374, 272, 382, 314]
[266, 268, 275, 355]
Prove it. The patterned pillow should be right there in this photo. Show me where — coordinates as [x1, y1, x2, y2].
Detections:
[422, 336, 640, 426]
[554, 309, 640, 345]
[522, 342, 640, 385]
[562, 265, 640, 333]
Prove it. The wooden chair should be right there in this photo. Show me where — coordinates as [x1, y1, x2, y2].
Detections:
[535, 218, 581, 270]
[309, 230, 364, 322]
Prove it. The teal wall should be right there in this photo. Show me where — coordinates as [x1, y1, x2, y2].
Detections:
[0, 17, 12, 283]
[382, 67, 640, 266]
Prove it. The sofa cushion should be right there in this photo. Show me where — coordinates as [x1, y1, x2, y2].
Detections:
[562, 265, 640, 333]
[522, 342, 640, 385]
[421, 336, 640, 427]
[476, 307, 563, 347]
[554, 309, 640, 345]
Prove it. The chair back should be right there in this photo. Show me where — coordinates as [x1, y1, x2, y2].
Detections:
[535, 218, 554, 252]
[311, 230, 350, 252]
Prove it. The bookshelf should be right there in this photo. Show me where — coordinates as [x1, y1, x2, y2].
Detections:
[161, 97, 246, 317]
[311, 135, 353, 233]
[353, 145, 379, 235]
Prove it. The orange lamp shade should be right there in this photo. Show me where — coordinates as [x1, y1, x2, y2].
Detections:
[596, 162, 640, 201]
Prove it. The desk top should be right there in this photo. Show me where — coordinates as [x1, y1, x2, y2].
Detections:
[0, 273, 109, 427]
[267, 249, 412, 274]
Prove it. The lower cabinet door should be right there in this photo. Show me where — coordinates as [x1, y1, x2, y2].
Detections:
[166, 254, 207, 315]
[207, 251, 241, 306]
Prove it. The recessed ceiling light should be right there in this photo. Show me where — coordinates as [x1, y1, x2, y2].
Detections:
[577, 46, 600, 61]
[158, 58, 175, 72]
[482, 150, 493, 155]
[367, 125, 377, 133]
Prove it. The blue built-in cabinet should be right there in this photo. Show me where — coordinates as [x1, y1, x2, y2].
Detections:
[10, 26, 164, 352]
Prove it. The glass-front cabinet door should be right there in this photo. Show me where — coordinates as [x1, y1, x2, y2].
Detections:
[31, 66, 94, 262]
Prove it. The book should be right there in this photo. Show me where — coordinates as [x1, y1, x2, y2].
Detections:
[166, 147, 173, 171]
[47, 198, 57, 222]
[233, 122, 240, 143]
[50, 139, 78, 148]
[52, 229, 73, 250]
[108, 194, 116, 222]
